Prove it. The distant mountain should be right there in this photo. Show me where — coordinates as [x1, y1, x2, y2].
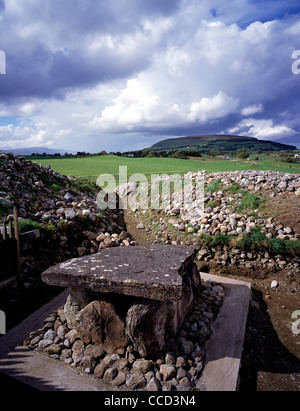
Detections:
[0, 147, 74, 156]
[150, 134, 297, 153]
[272, 135, 300, 149]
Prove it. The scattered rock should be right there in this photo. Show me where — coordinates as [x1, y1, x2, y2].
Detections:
[44, 343, 62, 355]
[113, 371, 126, 387]
[103, 366, 118, 383]
[126, 372, 147, 390]
[159, 364, 177, 381]
[146, 377, 161, 391]
[132, 359, 153, 374]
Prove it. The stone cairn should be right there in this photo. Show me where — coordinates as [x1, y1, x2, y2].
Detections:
[131, 170, 300, 273]
[24, 245, 224, 391]
[0, 152, 136, 288]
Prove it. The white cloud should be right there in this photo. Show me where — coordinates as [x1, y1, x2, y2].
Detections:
[90, 84, 239, 133]
[187, 91, 239, 123]
[236, 118, 297, 140]
[89, 79, 162, 131]
[241, 104, 264, 116]
[0, 123, 53, 149]
[20, 102, 37, 115]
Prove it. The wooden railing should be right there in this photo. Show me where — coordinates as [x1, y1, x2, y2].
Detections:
[0, 208, 40, 290]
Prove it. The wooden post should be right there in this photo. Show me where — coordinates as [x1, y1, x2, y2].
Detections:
[2, 219, 7, 239]
[8, 217, 13, 238]
[13, 207, 21, 284]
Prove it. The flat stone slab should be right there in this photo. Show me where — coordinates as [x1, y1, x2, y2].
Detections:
[197, 273, 251, 391]
[41, 246, 196, 303]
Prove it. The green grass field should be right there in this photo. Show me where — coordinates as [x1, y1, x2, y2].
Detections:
[31, 154, 300, 184]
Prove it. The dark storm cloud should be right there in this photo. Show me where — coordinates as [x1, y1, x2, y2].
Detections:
[23, 0, 181, 34]
[0, 44, 151, 101]
[1, 0, 300, 151]
[0, 0, 180, 103]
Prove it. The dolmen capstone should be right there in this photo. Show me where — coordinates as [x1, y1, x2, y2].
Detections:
[41, 245, 202, 359]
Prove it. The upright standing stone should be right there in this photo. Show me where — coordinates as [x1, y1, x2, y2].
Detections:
[76, 298, 129, 355]
[126, 299, 168, 358]
[64, 289, 92, 329]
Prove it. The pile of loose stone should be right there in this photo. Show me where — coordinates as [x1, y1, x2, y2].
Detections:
[0, 152, 96, 222]
[164, 170, 300, 240]
[24, 279, 224, 392]
[197, 244, 300, 273]
[0, 152, 133, 253]
[204, 170, 300, 195]
[168, 206, 298, 241]
[78, 229, 135, 257]
[0, 152, 136, 286]
[131, 170, 300, 272]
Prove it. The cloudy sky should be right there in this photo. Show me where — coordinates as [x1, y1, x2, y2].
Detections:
[0, 0, 300, 153]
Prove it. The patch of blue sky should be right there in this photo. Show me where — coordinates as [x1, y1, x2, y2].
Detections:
[0, 116, 20, 126]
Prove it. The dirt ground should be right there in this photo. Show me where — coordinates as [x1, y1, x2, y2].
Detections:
[263, 192, 300, 234]
[124, 209, 300, 392]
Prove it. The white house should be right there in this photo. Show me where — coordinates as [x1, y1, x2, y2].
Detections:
[294, 153, 300, 158]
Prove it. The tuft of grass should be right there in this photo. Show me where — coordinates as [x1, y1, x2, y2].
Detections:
[17, 219, 42, 233]
[206, 200, 217, 209]
[238, 228, 266, 251]
[226, 182, 242, 194]
[268, 238, 300, 257]
[212, 233, 230, 247]
[45, 223, 56, 234]
[38, 173, 52, 186]
[268, 238, 287, 255]
[285, 240, 300, 257]
[238, 228, 300, 258]
[205, 179, 224, 193]
[0, 160, 8, 167]
[50, 183, 65, 193]
[236, 192, 265, 213]
[199, 233, 230, 248]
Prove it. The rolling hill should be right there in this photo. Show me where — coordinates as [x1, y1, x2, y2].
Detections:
[0, 147, 74, 156]
[272, 134, 300, 149]
[150, 134, 297, 153]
